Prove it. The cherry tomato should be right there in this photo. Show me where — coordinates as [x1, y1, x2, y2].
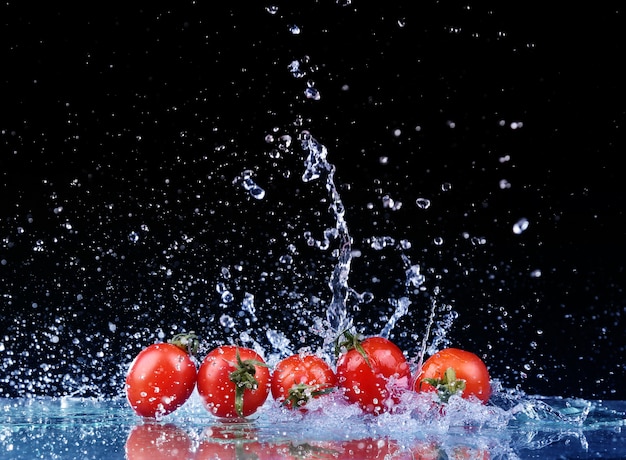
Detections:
[271, 353, 337, 410]
[125, 423, 192, 460]
[197, 345, 271, 418]
[335, 333, 411, 415]
[125, 333, 198, 418]
[414, 348, 491, 404]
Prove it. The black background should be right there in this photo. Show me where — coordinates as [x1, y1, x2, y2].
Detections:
[1, 2, 625, 400]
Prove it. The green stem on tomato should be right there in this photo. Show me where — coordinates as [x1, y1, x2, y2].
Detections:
[333, 329, 371, 368]
[421, 367, 466, 403]
[228, 348, 268, 417]
[168, 331, 200, 357]
[283, 383, 336, 409]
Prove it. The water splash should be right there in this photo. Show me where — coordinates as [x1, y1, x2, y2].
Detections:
[234, 169, 266, 200]
[380, 296, 411, 339]
[300, 131, 352, 337]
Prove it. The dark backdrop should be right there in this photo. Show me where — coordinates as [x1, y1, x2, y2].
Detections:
[1, 2, 624, 400]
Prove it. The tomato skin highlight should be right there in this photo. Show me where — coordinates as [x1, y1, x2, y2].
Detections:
[415, 348, 492, 404]
[197, 345, 271, 418]
[336, 336, 411, 415]
[271, 354, 337, 410]
[125, 343, 197, 418]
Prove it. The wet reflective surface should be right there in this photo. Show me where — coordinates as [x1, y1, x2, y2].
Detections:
[2, 395, 625, 459]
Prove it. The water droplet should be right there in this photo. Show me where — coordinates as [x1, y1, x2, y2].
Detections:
[128, 231, 139, 243]
[278, 134, 292, 150]
[369, 236, 396, 250]
[513, 218, 530, 234]
[235, 170, 266, 199]
[279, 254, 293, 264]
[242, 293, 256, 319]
[415, 197, 431, 209]
[220, 314, 235, 328]
[221, 291, 234, 303]
[499, 179, 512, 189]
[470, 236, 487, 246]
[399, 239, 412, 250]
[288, 60, 305, 78]
[249, 186, 265, 199]
[304, 86, 320, 101]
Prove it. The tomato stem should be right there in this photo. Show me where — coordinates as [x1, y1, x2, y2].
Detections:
[333, 329, 371, 368]
[283, 383, 336, 409]
[421, 366, 466, 403]
[168, 331, 199, 357]
[228, 348, 268, 417]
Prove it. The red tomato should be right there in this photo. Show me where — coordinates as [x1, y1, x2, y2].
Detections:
[125, 423, 192, 460]
[271, 353, 337, 410]
[414, 348, 491, 404]
[125, 334, 198, 418]
[336, 334, 411, 415]
[197, 345, 271, 418]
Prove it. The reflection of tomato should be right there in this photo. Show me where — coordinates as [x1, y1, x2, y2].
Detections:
[409, 441, 490, 460]
[271, 354, 337, 409]
[409, 441, 443, 460]
[197, 436, 408, 460]
[125, 335, 198, 418]
[195, 436, 268, 460]
[125, 423, 191, 460]
[415, 348, 491, 404]
[334, 438, 405, 460]
[197, 345, 271, 418]
[336, 334, 411, 414]
[451, 446, 491, 460]
[195, 423, 278, 460]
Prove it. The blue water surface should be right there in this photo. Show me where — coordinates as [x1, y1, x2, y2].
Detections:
[1, 394, 625, 459]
